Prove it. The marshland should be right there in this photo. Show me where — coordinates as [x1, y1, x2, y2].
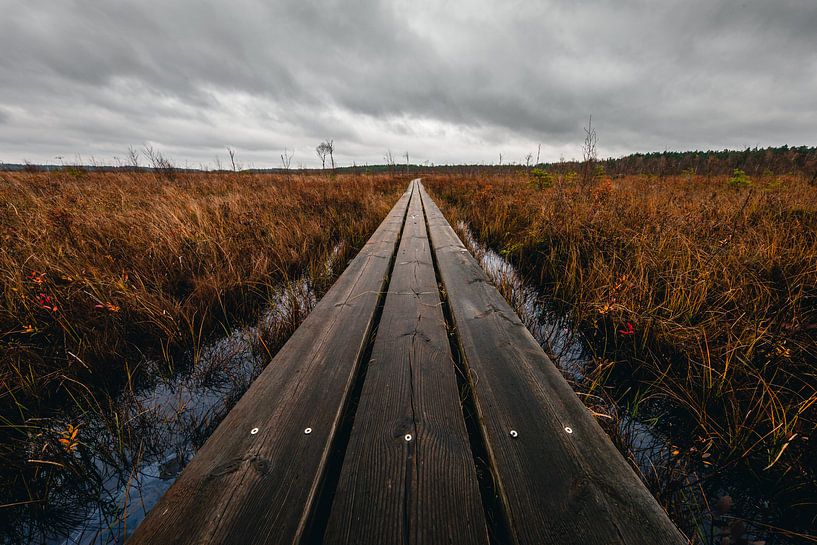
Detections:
[1, 150, 815, 544]
[4, 0, 817, 542]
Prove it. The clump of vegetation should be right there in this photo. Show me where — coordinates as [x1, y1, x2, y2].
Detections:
[729, 168, 752, 187]
[529, 167, 555, 189]
[425, 170, 817, 537]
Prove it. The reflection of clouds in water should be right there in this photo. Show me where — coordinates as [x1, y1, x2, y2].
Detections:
[45, 267, 327, 545]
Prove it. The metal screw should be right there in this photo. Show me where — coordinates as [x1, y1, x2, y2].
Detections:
[404, 434, 412, 442]
[250, 427, 259, 435]
[304, 427, 312, 435]
[564, 426, 573, 434]
[509, 430, 518, 438]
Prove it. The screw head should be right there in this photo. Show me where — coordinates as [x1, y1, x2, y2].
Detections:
[509, 430, 518, 438]
[250, 427, 259, 435]
[404, 434, 412, 442]
[304, 427, 312, 435]
[564, 426, 573, 434]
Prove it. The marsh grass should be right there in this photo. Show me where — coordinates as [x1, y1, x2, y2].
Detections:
[0, 169, 403, 387]
[425, 170, 817, 539]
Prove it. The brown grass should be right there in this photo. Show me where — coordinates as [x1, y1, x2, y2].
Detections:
[424, 170, 817, 483]
[0, 169, 405, 398]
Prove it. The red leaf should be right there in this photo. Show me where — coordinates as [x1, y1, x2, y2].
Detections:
[618, 322, 635, 335]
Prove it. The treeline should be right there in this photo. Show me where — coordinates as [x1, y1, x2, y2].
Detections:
[590, 146, 817, 177]
[3, 145, 816, 177]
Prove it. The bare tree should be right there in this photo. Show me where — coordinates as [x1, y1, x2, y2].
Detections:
[581, 115, 598, 187]
[281, 147, 294, 170]
[326, 139, 335, 169]
[227, 146, 238, 172]
[144, 144, 175, 181]
[316, 141, 331, 169]
[524, 152, 533, 168]
[498, 153, 503, 166]
[127, 146, 140, 170]
[384, 149, 396, 169]
[536, 144, 541, 165]
[404, 151, 410, 173]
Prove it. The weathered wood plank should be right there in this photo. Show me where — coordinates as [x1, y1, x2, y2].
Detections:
[127, 182, 414, 545]
[323, 181, 488, 545]
[418, 182, 687, 545]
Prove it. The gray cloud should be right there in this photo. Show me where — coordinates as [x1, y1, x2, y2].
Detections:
[1, 0, 815, 167]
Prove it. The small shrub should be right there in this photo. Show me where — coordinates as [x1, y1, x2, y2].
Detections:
[728, 168, 752, 188]
[529, 167, 555, 190]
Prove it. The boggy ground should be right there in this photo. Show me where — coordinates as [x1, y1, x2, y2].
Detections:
[425, 169, 817, 541]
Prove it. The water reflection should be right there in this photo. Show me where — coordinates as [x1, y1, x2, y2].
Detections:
[57, 278, 316, 545]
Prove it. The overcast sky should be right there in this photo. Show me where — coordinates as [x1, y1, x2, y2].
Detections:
[1, 0, 815, 168]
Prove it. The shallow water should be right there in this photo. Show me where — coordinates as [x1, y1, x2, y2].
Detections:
[48, 278, 316, 545]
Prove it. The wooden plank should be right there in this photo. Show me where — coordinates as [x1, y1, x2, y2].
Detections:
[417, 182, 687, 545]
[127, 182, 415, 545]
[323, 181, 488, 545]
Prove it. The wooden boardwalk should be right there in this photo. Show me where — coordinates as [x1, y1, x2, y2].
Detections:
[128, 180, 686, 545]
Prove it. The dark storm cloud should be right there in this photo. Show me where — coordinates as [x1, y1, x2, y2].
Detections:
[1, 0, 815, 167]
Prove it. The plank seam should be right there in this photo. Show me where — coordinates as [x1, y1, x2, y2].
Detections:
[419, 181, 515, 545]
[301, 180, 416, 545]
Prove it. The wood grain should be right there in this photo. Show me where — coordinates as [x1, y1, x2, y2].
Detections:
[323, 180, 488, 545]
[418, 181, 687, 545]
[127, 183, 414, 545]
